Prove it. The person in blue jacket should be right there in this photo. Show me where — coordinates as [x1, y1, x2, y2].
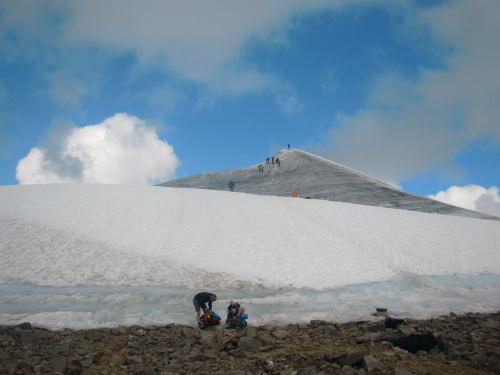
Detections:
[226, 298, 248, 328]
[193, 292, 217, 328]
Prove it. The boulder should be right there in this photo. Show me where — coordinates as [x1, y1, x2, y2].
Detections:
[50, 356, 67, 373]
[272, 329, 288, 340]
[362, 355, 386, 373]
[238, 336, 263, 352]
[337, 349, 370, 366]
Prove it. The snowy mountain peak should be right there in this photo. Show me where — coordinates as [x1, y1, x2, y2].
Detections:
[159, 148, 498, 220]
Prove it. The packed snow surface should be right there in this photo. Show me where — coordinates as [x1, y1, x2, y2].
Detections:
[1, 184, 499, 329]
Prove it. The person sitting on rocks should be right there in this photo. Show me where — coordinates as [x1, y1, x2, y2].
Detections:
[226, 298, 248, 328]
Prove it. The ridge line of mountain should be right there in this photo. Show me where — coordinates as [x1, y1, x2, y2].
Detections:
[158, 148, 498, 221]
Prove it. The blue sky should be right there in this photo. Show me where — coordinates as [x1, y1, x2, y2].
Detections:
[1, 1, 499, 215]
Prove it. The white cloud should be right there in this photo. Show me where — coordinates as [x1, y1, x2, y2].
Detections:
[3, 1, 364, 113]
[63, 1, 300, 84]
[16, 113, 180, 185]
[428, 185, 500, 217]
[60, 0, 331, 112]
[314, 0, 500, 183]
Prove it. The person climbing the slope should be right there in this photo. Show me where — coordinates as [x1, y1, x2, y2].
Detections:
[226, 298, 248, 328]
[228, 180, 235, 191]
[193, 292, 217, 328]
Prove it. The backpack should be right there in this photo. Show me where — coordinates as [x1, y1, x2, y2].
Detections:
[230, 315, 247, 329]
[200, 312, 221, 329]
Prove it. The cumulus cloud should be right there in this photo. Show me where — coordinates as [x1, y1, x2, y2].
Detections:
[60, 0, 334, 113]
[428, 185, 500, 217]
[313, 0, 500, 184]
[16, 113, 180, 185]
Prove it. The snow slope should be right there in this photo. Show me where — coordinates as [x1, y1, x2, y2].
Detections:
[1, 184, 500, 329]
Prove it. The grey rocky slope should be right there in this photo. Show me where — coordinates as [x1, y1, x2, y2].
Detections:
[2, 312, 499, 374]
[158, 148, 498, 220]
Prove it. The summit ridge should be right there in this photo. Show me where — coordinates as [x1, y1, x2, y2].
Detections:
[158, 148, 498, 220]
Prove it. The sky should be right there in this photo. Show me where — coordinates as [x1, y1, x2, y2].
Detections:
[0, 0, 499, 215]
[1, 184, 499, 329]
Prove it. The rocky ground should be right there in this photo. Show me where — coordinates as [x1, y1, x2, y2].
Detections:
[1, 312, 499, 375]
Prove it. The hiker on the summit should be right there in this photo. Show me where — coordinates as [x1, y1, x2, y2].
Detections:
[272, 156, 274, 164]
[193, 292, 217, 328]
[266, 157, 269, 164]
[226, 298, 247, 328]
[228, 180, 235, 191]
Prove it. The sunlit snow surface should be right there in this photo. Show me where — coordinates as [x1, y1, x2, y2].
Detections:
[1, 184, 499, 329]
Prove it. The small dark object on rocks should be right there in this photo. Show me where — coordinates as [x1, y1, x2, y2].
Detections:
[393, 333, 446, 353]
[385, 315, 406, 329]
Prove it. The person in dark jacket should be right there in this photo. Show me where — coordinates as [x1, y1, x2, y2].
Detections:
[228, 180, 235, 191]
[193, 292, 217, 328]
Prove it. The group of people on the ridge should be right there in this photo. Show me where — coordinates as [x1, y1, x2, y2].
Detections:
[265, 156, 280, 167]
[228, 145, 291, 191]
[193, 292, 248, 330]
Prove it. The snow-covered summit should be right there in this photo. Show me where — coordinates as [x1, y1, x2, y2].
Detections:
[158, 149, 498, 220]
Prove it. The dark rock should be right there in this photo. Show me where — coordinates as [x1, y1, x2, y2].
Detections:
[392, 333, 444, 353]
[271, 330, 288, 340]
[397, 325, 415, 335]
[50, 356, 67, 373]
[481, 319, 500, 329]
[17, 322, 32, 330]
[362, 355, 386, 373]
[309, 320, 332, 327]
[238, 336, 263, 352]
[356, 332, 383, 344]
[337, 349, 370, 366]
[259, 333, 275, 346]
[85, 331, 102, 341]
[324, 351, 347, 363]
[188, 348, 205, 362]
[19, 330, 41, 345]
